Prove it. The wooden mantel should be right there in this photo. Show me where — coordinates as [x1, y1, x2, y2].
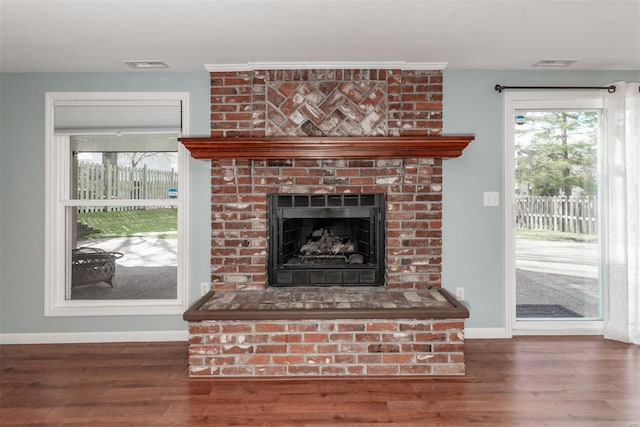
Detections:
[178, 136, 475, 160]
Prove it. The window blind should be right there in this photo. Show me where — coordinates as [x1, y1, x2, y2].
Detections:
[54, 100, 182, 135]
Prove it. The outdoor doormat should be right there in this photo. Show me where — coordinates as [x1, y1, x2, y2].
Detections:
[516, 304, 583, 318]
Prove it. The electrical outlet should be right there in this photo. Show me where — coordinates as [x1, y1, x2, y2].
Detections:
[483, 191, 500, 207]
[455, 287, 465, 300]
[200, 282, 210, 296]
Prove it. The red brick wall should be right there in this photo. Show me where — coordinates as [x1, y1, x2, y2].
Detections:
[210, 69, 442, 138]
[209, 68, 445, 291]
[188, 318, 465, 377]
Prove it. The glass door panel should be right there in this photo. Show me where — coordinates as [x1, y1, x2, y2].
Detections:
[514, 110, 602, 320]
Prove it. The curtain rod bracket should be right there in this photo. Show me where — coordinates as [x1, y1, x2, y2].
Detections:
[495, 84, 616, 94]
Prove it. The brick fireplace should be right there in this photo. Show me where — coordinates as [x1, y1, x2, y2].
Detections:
[181, 67, 473, 377]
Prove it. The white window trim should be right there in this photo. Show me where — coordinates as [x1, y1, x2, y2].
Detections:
[44, 92, 190, 316]
[502, 90, 606, 337]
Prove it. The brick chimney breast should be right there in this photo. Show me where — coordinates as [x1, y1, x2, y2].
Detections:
[209, 68, 444, 291]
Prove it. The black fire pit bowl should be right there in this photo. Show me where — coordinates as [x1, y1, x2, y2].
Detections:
[71, 247, 123, 288]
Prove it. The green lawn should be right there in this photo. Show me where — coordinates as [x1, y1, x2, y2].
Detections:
[77, 207, 177, 239]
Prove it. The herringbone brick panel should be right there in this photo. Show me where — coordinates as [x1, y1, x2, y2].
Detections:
[266, 80, 387, 136]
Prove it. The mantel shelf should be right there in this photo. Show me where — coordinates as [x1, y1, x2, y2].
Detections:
[178, 135, 475, 160]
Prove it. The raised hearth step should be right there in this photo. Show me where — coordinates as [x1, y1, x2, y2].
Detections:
[184, 287, 469, 321]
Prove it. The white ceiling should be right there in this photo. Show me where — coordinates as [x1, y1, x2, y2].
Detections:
[1, 0, 639, 72]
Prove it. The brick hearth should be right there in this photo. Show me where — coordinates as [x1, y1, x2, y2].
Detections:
[185, 287, 468, 377]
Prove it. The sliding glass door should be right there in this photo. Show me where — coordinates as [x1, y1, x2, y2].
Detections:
[505, 92, 605, 334]
[514, 110, 601, 320]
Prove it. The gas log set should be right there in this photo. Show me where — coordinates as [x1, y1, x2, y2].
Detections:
[294, 227, 363, 265]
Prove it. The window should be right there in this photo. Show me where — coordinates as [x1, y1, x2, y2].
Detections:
[44, 92, 189, 316]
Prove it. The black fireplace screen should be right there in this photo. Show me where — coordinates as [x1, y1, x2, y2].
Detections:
[268, 194, 385, 287]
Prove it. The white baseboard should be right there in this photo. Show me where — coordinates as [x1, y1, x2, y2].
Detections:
[465, 327, 509, 339]
[512, 320, 603, 336]
[513, 328, 603, 336]
[0, 330, 188, 344]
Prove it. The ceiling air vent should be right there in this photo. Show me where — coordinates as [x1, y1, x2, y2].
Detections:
[123, 60, 170, 69]
[533, 59, 578, 67]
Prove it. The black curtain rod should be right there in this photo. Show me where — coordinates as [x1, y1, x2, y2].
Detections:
[495, 84, 616, 93]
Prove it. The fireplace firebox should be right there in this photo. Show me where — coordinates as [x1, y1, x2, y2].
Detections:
[268, 193, 385, 287]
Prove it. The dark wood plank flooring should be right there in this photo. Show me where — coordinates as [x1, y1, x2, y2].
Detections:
[1, 336, 638, 426]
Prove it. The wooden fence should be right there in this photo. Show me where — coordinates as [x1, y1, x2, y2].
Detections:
[76, 162, 178, 212]
[515, 195, 597, 235]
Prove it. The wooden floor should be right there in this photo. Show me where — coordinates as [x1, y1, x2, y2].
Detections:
[1, 336, 638, 426]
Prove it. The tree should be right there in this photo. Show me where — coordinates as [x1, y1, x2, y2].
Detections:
[121, 152, 167, 169]
[515, 111, 598, 196]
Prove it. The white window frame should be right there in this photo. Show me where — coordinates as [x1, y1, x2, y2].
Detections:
[503, 90, 606, 336]
[44, 92, 190, 316]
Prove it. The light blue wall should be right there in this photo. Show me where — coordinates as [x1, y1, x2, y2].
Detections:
[442, 70, 640, 329]
[1, 70, 638, 335]
[0, 72, 211, 334]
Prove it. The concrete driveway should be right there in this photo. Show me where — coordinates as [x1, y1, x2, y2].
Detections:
[71, 235, 177, 300]
[78, 235, 177, 267]
[516, 238, 600, 318]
